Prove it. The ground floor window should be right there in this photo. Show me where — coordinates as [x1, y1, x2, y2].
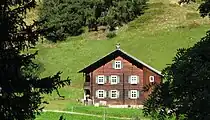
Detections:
[110, 90, 118, 99]
[129, 90, 139, 99]
[97, 90, 106, 99]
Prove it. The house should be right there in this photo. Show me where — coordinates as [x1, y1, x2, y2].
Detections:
[78, 44, 162, 107]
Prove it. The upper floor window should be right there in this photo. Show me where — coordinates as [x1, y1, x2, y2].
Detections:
[96, 90, 106, 99]
[149, 76, 155, 82]
[130, 75, 138, 84]
[110, 75, 119, 84]
[97, 75, 105, 84]
[114, 60, 122, 69]
[129, 90, 139, 99]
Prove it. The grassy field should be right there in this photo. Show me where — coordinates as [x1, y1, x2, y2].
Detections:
[36, 112, 127, 120]
[27, 0, 210, 119]
[35, 106, 149, 120]
[65, 106, 143, 118]
[35, 0, 210, 110]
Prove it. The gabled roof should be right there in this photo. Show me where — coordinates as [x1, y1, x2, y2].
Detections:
[78, 48, 162, 76]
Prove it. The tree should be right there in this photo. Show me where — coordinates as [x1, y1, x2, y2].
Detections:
[199, 0, 210, 17]
[0, 0, 70, 119]
[39, 0, 148, 41]
[39, 0, 89, 41]
[143, 1, 210, 120]
[89, 0, 148, 31]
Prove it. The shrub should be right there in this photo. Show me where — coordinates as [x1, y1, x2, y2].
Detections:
[106, 32, 117, 39]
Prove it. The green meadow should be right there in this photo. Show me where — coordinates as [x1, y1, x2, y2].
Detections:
[29, 0, 210, 119]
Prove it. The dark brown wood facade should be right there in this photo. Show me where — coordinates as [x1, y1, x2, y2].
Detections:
[80, 49, 162, 105]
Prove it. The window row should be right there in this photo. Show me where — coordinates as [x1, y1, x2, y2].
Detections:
[96, 90, 140, 99]
[112, 60, 157, 84]
[96, 75, 155, 84]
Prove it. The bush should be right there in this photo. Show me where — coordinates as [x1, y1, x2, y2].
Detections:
[106, 32, 117, 39]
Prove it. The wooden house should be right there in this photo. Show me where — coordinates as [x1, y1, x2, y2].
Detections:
[79, 44, 162, 107]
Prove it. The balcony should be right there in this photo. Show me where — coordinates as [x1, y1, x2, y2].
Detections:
[84, 82, 90, 89]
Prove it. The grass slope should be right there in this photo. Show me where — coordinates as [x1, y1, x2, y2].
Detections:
[36, 112, 123, 120]
[32, 0, 210, 113]
[65, 106, 144, 118]
[36, 106, 148, 120]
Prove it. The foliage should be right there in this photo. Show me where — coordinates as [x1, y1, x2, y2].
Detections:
[38, 0, 89, 42]
[106, 31, 117, 39]
[143, 31, 210, 120]
[178, 0, 196, 4]
[199, 0, 210, 17]
[143, 1, 210, 119]
[89, 0, 148, 30]
[39, 0, 148, 41]
[0, 0, 70, 119]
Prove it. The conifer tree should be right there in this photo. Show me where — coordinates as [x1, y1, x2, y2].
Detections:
[0, 0, 70, 119]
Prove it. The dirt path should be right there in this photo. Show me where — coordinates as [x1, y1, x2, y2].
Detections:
[43, 109, 132, 120]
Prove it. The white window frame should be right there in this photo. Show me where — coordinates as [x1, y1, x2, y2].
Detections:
[97, 90, 105, 99]
[110, 90, 118, 99]
[130, 90, 138, 99]
[130, 75, 138, 84]
[114, 61, 122, 69]
[149, 76, 155, 82]
[111, 75, 118, 84]
[97, 75, 105, 84]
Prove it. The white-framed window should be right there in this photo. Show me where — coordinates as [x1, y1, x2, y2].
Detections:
[110, 75, 119, 84]
[97, 75, 105, 84]
[110, 90, 118, 99]
[114, 61, 122, 69]
[97, 90, 106, 99]
[149, 76, 155, 82]
[129, 90, 138, 99]
[130, 75, 138, 84]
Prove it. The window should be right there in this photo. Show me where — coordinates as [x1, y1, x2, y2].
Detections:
[111, 75, 119, 84]
[114, 61, 122, 69]
[110, 90, 118, 99]
[97, 75, 105, 84]
[97, 90, 106, 99]
[130, 90, 138, 99]
[130, 75, 138, 84]
[149, 76, 155, 82]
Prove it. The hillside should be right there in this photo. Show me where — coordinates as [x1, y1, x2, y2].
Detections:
[29, 0, 210, 111]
